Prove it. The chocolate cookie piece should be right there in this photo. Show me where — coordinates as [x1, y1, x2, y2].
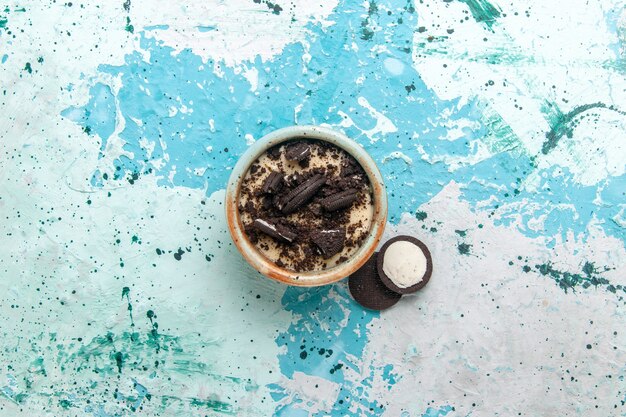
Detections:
[377, 235, 433, 294]
[262, 171, 284, 195]
[253, 219, 297, 243]
[285, 142, 311, 162]
[311, 228, 345, 258]
[277, 174, 326, 214]
[267, 145, 281, 160]
[321, 188, 358, 212]
[284, 173, 303, 188]
[349, 252, 401, 311]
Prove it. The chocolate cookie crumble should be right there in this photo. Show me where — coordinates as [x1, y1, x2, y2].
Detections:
[238, 139, 373, 272]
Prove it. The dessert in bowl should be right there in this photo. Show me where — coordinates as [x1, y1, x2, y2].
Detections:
[225, 125, 387, 287]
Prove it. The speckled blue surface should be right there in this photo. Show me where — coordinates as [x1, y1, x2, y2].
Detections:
[1, 0, 625, 415]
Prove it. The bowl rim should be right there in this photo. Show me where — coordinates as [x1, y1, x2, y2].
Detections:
[225, 125, 387, 287]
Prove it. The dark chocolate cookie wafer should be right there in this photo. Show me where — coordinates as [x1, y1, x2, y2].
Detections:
[262, 171, 284, 194]
[277, 174, 326, 214]
[377, 235, 432, 294]
[349, 252, 401, 311]
[253, 219, 297, 243]
[311, 228, 345, 258]
[285, 142, 311, 162]
[320, 188, 358, 212]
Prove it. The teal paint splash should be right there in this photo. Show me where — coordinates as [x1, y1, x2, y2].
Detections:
[253, 0, 283, 15]
[382, 364, 399, 389]
[524, 261, 622, 295]
[144, 24, 169, 30]
[112, 379, 150, 412]
[422, 405, 455, 417]
[541, 101, 626, 154]
[271, 284, 387, 416]
[2, 294, 240, 415]
[146, 309, 161, 353]
[415, 211, 428, 221]
[114, 351, 124, 373]
[58, 398, 75, 409]
[414, 40, 625, 71]
[459, 0, 501, 29]
[458, 243, 472, 255]
[122, 286, 135, 328]
[62, 83, 116, 143]
[196, 25, 216, 32]
[125, 16, 134, 33]
[361, 0, 379, 41]
[190, 397, 235, 414]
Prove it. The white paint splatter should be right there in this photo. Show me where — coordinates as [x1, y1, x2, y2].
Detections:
[357, 96, 398, 142]
[131, 0, 339, 67]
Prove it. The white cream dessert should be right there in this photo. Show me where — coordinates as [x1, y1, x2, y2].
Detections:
[238, 140, 374, 272]
[382, 240, 428, 288]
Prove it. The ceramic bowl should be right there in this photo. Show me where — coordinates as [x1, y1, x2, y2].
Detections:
[225, 125, 387, 287]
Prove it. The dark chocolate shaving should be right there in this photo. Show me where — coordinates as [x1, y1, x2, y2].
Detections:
[321, 188, 358, 212]
[262, 171, 284, 194]
[253, 219, 297, 243]
[278, 174, 326, 214]
[267, 146, 281, 160]
[285, 142, 311, 162]
[261, 196, 273, 210]
[311, 227, 345, 258]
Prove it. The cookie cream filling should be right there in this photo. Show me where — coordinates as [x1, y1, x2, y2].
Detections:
[382, 240, 427, 288]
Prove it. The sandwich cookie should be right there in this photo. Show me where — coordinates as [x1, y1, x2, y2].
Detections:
[348, 252, 401, 311]
[376, 235, 432, 294]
